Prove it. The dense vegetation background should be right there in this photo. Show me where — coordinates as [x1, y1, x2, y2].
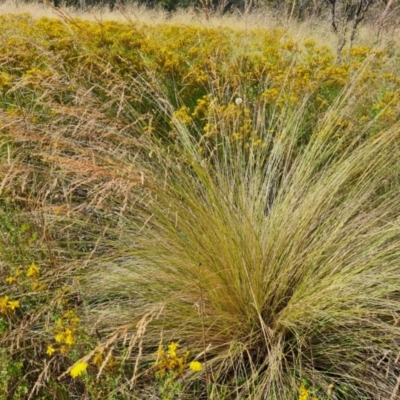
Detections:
[39, 0, 396, 18]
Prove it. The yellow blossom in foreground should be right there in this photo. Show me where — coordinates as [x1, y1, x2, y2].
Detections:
[64, 329, 75, 346]
[0, 296, 20, 313]
[55, 332, 64, 343]
[298, 384, 311, 400]
[189, 361, 202, 372]
[0, 296, 9, 312]
[46, 345, 56, 356]
[70, 361, 88, 378]
[55, 328, 75, 345]
[7, 300, 20, 310]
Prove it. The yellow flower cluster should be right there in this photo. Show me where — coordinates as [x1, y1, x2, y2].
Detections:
[5, 263, 45, 292]
[26, 262, 40, 279]
[154, 342, 202, 379]
[5, 268, 22, 285]
[48, 310, 80, 356]
[92, 350, 119, 374]
[298, 383, 319, 400]
[1, 262, 48, 317]
[0, 295, 20, 314]
[27, 263, 46, 292]
[1, 13, 399, 157]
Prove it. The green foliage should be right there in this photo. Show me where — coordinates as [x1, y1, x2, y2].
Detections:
[0, 349, 29, 400]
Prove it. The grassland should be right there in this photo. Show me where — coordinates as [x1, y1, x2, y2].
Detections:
[1, 3, 400, 399]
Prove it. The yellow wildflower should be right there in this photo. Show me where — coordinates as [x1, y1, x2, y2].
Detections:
[31, 281, 46, 291]
[46, 345, 56, 356]
[70, 317, 80, 325]
[0, 296, 9, 312]
[156, 345, 165, 359]
[298, 384, 310, 400]
[70, 361, 88, 378]
[64, 329, 75, 346]
[93, 351, 104, 367]
[172, 106, 193, 125]
[0, 296, 20, 313]
[27, 262, 40, 278]
[55, 332, 64, 343]
[168, 342, 178, 358]
[63, 310, 80, 325]
[189, 360, 202, 372]
[7, 300, 19, 311]
[63, 310, 75, 318]
[5, 276, 16, 284]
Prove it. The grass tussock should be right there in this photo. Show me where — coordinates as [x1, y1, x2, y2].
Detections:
[84, 87, 400, 399]
[1, 10, 400, 400]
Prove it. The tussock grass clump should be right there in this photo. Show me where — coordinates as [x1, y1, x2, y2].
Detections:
[83, 89, 400, 399]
